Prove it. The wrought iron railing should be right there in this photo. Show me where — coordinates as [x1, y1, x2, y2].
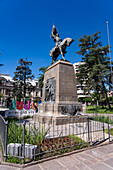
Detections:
[0, 115, 8, 161]
[0, 114, 113, 164]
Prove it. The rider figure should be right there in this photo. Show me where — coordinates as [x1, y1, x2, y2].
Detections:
[51, 24, 65, 59]
[50, 24, 74, 62]
[51, 24, 62, 46]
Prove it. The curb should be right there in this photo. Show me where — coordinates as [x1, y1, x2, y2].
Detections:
[1, 141, 112, 168]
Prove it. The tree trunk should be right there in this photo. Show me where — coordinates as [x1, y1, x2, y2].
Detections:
[102, 81, 111, 109]
[101, 100, 104, 109]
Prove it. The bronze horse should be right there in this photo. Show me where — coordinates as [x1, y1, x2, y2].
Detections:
[50, 24, 74, 62]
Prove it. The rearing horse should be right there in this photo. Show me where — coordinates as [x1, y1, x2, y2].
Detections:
[50, 24, 74, 62]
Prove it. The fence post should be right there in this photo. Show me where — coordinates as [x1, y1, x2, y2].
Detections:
[4, 121, 8, 162]
[107, 117, 110, 142]
[103, 116, 105, 140]
[87, 117, 90, 146]
[22, 121, 25, 164]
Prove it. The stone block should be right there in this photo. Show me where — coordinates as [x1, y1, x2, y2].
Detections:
[37, 60, 82, 124]
[7, 143, 22, 156]
[25, 144, 40, 159]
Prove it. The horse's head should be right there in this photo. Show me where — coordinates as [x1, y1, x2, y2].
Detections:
[64, 38, 74, 46]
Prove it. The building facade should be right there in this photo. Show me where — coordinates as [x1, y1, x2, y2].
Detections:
[0, 73, 41, 102]
[0, 73, 13, 100]
[28, 79, 41, 101]
[73, 62, 92, 101]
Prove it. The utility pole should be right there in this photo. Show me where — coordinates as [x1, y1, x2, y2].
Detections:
[106, 21, 113, 87]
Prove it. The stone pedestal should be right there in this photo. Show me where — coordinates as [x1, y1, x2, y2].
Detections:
[37, 60, 81, 122]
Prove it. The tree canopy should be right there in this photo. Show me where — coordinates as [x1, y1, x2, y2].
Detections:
[76, 32, 113, 109]
[13, 58, 34, 100]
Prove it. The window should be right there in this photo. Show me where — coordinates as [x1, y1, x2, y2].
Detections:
[6, 89, 9, 95]
[36, 83, 38, 86]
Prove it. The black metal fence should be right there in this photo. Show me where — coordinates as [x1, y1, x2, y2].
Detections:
[0, 114, 113, 164]
[0, 115, 8, 161]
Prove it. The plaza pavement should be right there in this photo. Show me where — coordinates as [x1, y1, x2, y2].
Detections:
[1, 143, 113, 170]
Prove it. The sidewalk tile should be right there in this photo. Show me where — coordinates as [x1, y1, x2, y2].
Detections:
[0, 165, 20, 170]
[24, 164, 42, 170]
[103, 158, 113, 168]
[39, 160, 66, 170]
[58, 155, 80, 167]
[75, 163, 87, 169]
[90, 163, 113, 170]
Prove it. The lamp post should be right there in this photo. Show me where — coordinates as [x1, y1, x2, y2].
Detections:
[106, 21, 113, 87]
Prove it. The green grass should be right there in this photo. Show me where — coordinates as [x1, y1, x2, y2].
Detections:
[86, 105, 113, 114]
[105, 128, 113, 135]
[92, 115, 113, 125]
[7, 122, 49, 145]
[6, 156, 22, 164]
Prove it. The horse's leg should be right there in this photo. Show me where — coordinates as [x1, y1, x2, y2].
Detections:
[62, 54, 65, 60]
[59, 46, 65, 60]
[51, 56, 53, 63]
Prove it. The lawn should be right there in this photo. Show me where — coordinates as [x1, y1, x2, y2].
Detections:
[86, 105, 113, 114]
[105, 128, 113, 135]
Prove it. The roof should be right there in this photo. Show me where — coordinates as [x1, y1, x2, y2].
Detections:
[0, 74, 38, 85]
[0, 74, 14, 82]
[26, 79, 38, 86]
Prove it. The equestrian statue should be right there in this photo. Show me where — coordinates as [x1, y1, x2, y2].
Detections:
[50, 24, 74, 62]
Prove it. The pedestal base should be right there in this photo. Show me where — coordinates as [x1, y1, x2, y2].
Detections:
[38, 102, 82, 116]
[34, 114, 88, 125]
[36, 60, 83, 124]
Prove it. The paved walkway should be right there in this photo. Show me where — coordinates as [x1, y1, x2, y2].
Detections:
[1, 143, 113, 170]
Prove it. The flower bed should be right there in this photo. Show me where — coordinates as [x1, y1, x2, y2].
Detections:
[39, 135, 88, 158]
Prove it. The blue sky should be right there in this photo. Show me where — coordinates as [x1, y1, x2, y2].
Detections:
[0, 0, 113, 78]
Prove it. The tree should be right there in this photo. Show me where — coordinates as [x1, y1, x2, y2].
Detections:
[13, 58, 34, 100]
[0, 92, 4, 100]
[38, 66, 47, 97]
[76, 32, 113, 109]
